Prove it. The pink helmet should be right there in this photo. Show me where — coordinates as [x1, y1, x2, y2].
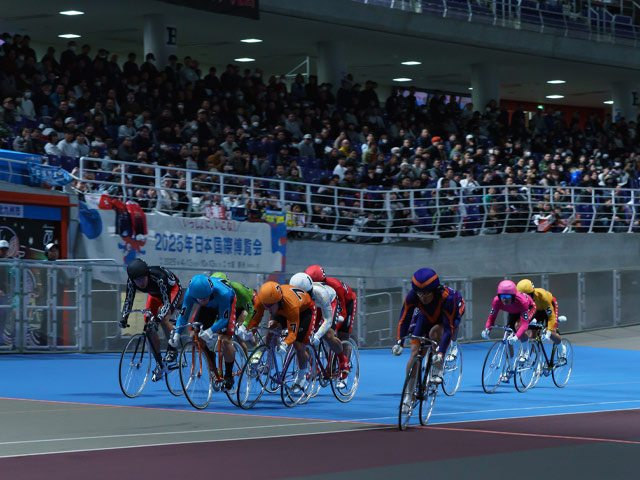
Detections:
[497, 280, 517, 296]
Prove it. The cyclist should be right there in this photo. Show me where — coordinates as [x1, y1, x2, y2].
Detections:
[211, 272, 256, 350]
[304, 265, 356, 343]
[516, 279, 566, 359]
[121, 259, 183, 381]
[245, 281, 317, 393]
[169, 274, 238, 391]
[482, 280, 537, 380]
[288, 272, 350, 383]
[391, 268, 465, 386]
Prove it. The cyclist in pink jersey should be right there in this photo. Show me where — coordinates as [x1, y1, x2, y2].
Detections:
[482, 280, 536, 365]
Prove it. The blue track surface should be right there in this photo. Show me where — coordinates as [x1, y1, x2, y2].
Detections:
[3, 343, 639, 426]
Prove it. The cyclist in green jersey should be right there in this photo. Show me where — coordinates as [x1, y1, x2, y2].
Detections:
[211, 272, 256, 349]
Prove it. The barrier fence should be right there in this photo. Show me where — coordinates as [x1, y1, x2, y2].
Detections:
[71, 157, 640, 239]
[0, 259, 635, 352]
[355, 0, 640, 47]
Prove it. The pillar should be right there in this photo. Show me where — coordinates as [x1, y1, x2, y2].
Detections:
[317, 41, 347, 87]
[143, 15, 177, 69]
[611, 82, 639, 122]
[471, 63, 500, 113]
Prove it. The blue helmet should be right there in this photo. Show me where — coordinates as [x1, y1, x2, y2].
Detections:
[189, 274, 214, 300]
[412, 268, 440, 293]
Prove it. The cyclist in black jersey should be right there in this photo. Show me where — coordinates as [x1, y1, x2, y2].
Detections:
[121, 258, 183, 381]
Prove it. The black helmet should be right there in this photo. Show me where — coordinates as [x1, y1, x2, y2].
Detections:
[127, 258, 149, 280]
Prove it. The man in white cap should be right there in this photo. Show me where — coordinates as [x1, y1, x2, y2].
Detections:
[0, 240, 9, 258]
[45, 242, 60, 261]
[297, 133, 316, 158]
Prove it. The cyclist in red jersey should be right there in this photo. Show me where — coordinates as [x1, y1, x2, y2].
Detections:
[305, 265, 356, 374]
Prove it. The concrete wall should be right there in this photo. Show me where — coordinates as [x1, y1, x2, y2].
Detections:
[286, 233, 640, 279]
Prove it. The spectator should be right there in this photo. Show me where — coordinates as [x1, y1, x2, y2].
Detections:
[297, 134, 315, 158]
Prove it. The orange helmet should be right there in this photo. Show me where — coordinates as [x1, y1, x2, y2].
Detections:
[305, 265, 326, 283]
[258, 281, 283, 305]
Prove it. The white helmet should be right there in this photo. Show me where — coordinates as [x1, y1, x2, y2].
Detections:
[289, 272, 313, 292]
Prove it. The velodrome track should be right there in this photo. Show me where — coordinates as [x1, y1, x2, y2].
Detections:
[1, 327, 639, 479]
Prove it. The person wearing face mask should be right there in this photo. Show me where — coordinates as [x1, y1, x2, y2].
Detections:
[16, 90, 35, 121]
[297, 133, 316, 158]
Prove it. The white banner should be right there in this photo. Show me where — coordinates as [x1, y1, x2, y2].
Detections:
[75, 196, 286, 275]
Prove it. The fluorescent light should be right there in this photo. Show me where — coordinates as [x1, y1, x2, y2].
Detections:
[234, 57, 255, 62]
[58, 33, 81, 38]
[241, 38, 262, 43]
[546, 95, 564, 99]
[393, 77, 412, 82]
[401, 61, 421, 66]
[604, 100, 614, 104]
[468, 87, 473, 90]
[59, 10, 84, 16]
[547, 80, 566, 84]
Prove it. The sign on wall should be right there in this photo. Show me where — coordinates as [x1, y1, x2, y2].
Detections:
[75, 195, 285, 274]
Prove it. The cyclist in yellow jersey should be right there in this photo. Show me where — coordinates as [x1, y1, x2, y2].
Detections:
[516, 279, 566, 359]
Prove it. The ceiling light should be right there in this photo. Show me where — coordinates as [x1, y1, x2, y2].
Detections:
[468, 87, 473, 90]
[59, 10, 84, 16]
[58, 33, 81, 38]
[393, 77, 412, 82]
[547, 80, 566, 84]
[546, 95, 564, 99]
[234, 57, 255, 62]
[241, 38, 262, 43]
[401, 61, 421, 66]
[604, 100, 614, 104]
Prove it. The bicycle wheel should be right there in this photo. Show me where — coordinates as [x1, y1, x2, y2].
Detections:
[552, 339, 573, 388]
[237, 345, 270, 409]
[514, 342, 539, 393]
[398, 356, 421, 431]
[165, 335, 189, 397]
[119, 334, 151, 398]
[307, 346, 326, 398]
[481, 341, 508, 394]
[441, 340, 463, 396]
[529, 342, 543, 388]
[330, 339, 360, 403]
[280, 346, 312, 407]
[224, 339, 248, 407]
[179, 341, 213, 409]
[419, 365, 438, 426]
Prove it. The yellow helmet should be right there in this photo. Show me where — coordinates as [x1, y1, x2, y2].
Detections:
[517, 279, 534, 295]
[258, 281, 283, 305]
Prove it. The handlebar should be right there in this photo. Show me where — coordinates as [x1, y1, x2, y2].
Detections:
[399, 335, 438, 347]
[487, 325, 514, 334]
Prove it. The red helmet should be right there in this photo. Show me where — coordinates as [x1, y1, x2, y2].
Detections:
[305, 265, 326, 283]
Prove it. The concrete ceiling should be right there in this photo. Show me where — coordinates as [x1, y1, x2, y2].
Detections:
[1, 0, 636, 108]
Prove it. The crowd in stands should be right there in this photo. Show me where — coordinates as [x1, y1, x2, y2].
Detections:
[2, 31, 640, 240]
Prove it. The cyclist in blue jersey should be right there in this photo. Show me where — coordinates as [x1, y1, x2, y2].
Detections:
[169, 274, 238, 390]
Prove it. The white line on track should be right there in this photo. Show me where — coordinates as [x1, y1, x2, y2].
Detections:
[0, 419, 376, 446]
[0, 425, 392, 459]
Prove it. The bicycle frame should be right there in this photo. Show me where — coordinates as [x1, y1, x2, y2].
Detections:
[251, 326, 298, 387]
[128, 309, 164, 368]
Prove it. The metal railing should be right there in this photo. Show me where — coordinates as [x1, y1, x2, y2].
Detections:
[69, 156, 640, 240]
[353, 0, 640, 47]
[1, 260, 636, 351]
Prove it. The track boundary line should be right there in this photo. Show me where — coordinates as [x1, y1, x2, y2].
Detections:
[425, 425, 640, 445]
[0, 425, 393, 459]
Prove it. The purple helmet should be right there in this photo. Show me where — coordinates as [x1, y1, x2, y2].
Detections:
[497, 280, 517, 296]
[412, 268, 440, 292]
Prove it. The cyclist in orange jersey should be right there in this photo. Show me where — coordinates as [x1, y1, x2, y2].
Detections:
[247, 281, 318, 392]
